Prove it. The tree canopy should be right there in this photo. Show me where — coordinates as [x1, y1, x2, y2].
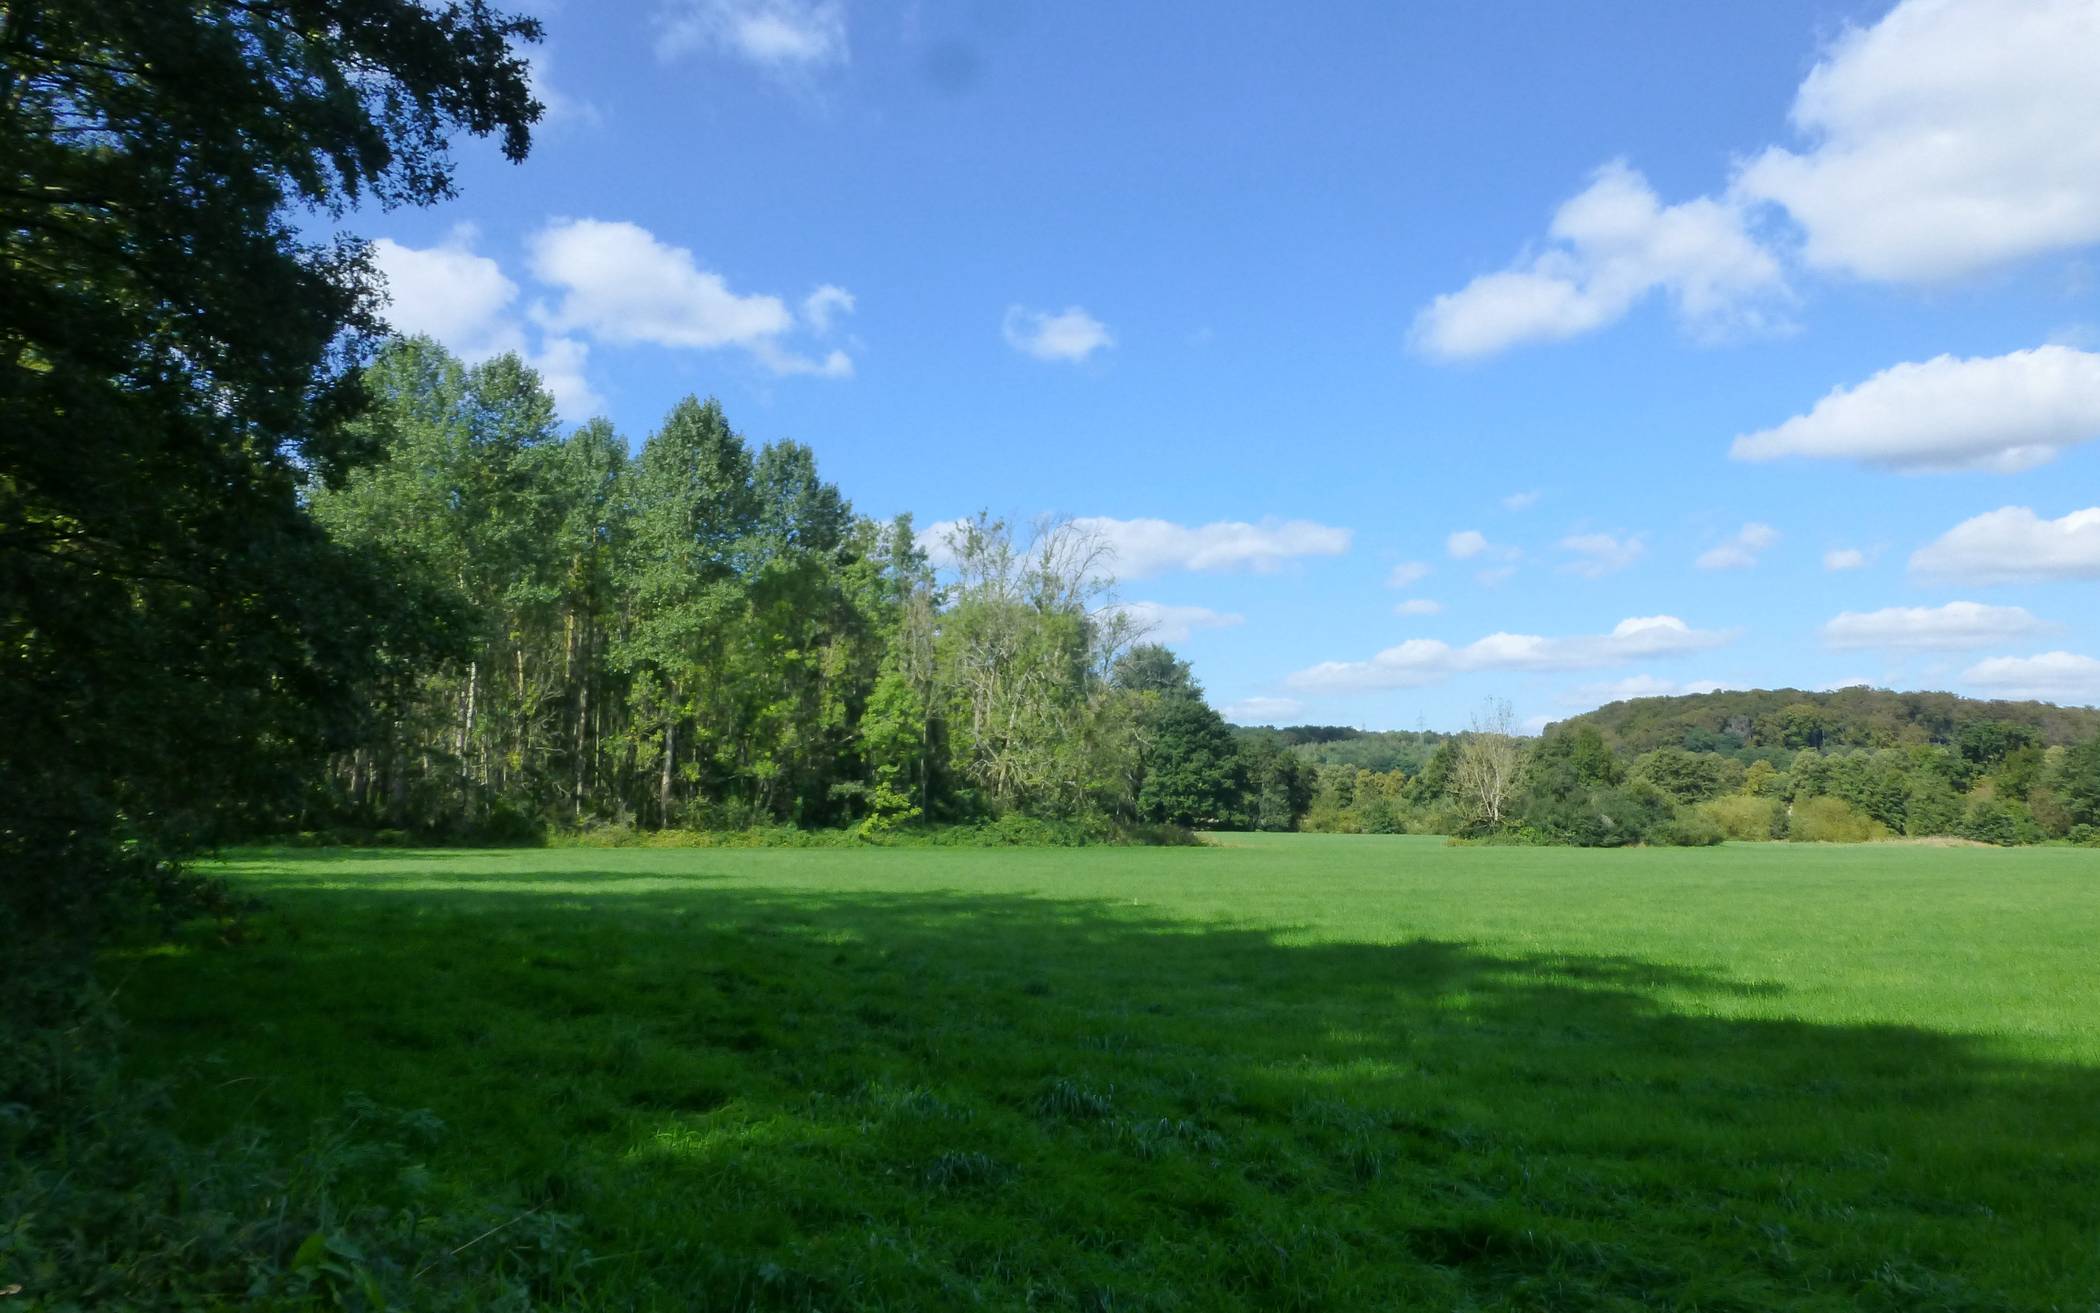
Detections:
[1, 0, 541, 941]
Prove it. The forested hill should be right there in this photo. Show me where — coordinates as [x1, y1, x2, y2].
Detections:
[1230, 725, 1451, 774]
[1558, 687, 2100, 756]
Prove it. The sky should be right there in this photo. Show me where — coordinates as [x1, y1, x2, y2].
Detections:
[365, 0, 2100, 732]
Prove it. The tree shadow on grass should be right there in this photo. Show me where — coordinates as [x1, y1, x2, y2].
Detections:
[114, 869, 2100, 1312]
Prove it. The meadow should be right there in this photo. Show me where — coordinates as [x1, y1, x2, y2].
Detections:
[102, 836, 2100, 1310]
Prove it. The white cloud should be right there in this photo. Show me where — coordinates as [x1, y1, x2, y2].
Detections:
[657, 0, 847, 71]
[1221, 696, 1304, 725]
[1385, 560, 1432, 588]
[1412, 161, 1787, 360]
[1911, 506, 2100, 583]
[527, 336, 605, 420]
[373, 231, 605, 418]
[1473, 565, 1518, 588]
[1824, 547, 1871, 571]
[371, 230, 524, 360]
[1286, 615, 1734, 694]
[1073, 516, 1351, 578]
[1557, 531, 1645, 578]
[1732, 0, 2100, 283]
[1394, 598, 1444, 616]
[373, 220, 853, 419]
[1696, 522, 1780, 571]
[1100, 601, 1245, 645]
[1822, 601, 2050, 650]
[1502, 489, 1542, 511]
[750, 340, 854, 378]
[528, 218, 852, 377]
[1731, 346, 2100, 473]
[1003, 306, 1113, 363]
[1446, 529, 1521, 564]
[1962, 651, 2100, 704]
[917, 514, 1352, 579]
[801, 284, 855, 334]
[1561, 674, 1729, 707]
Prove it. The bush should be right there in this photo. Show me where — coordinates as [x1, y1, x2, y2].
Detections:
[1696, 795, 1780, 841]
[1785, 797, 1887, 843]
[1958, 797, 2020, 847]
[1649, 811, 1725, 847]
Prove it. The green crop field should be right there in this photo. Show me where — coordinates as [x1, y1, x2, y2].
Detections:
[107, 836, 2100, 1310]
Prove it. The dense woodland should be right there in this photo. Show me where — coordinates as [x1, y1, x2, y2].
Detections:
[295, 338, 1312, 842]
[1261, 690, 2100, 847]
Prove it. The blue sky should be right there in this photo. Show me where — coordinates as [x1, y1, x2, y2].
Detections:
[368, 0, 2100, 731]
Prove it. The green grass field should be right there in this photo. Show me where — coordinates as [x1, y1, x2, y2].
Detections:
[109, 836, 2100, 1310]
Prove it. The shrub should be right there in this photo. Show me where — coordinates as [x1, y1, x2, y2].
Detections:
[1649, 811, 1725, 847]
[1958, 797, 2020, 847]
[1785, 797, 1887, 843]
[1696, 795, 1780, 841]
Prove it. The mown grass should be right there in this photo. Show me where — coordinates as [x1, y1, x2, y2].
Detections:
[97, 836, 2100, 1309]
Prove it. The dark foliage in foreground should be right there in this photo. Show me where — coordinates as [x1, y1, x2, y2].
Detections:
[0, 0, 541, 950]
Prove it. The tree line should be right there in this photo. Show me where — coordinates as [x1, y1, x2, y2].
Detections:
[1271, 700, 2100, 847]
[297, 337, 1316, 841]
[297, 371, 2100, 852]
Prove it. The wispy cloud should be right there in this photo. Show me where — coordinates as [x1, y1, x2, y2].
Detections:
[1002, 305, 1114, 363]
[1287, 615, 1735, 693]
[1696, 522, 1779, 571]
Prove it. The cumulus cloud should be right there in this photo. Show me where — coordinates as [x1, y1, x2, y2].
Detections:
[1730, 346, 2100, 473]
[1100, 601, 1245, 645]
[1412, 161, 1787, 360]
[657, 0, 847, 71]
[1385, 561, 1432, 588]
[371, 220, 853, 418]
[1824, 547, 1871, 571]
[1416, 2, 2100, 359]
[526, 337, 606, 421]
[1696, 522, 1780, 571]
[1221, 696, 1304, 725]
[1003, 306, 1114, 363]
[372, 230, 523, 359]
[1910, 506, 2100, 583]
[1502, 490, 1542, 511]
[1557, 532, 1645, 578]
[529, 218, 852, 377]
[1732, 0, 2100, 283]
[1822, 601, 2051, 650]
[1286, 615, 1734, 694]
[1394, 598, 1444, 616]
[1963, 651, 2100, 703]
[372, 230, 607, 417]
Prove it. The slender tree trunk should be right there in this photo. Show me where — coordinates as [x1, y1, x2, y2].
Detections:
[574, 629, 591, 818]
[462, 659, 478, 783]
[660, 713, 676, 826]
